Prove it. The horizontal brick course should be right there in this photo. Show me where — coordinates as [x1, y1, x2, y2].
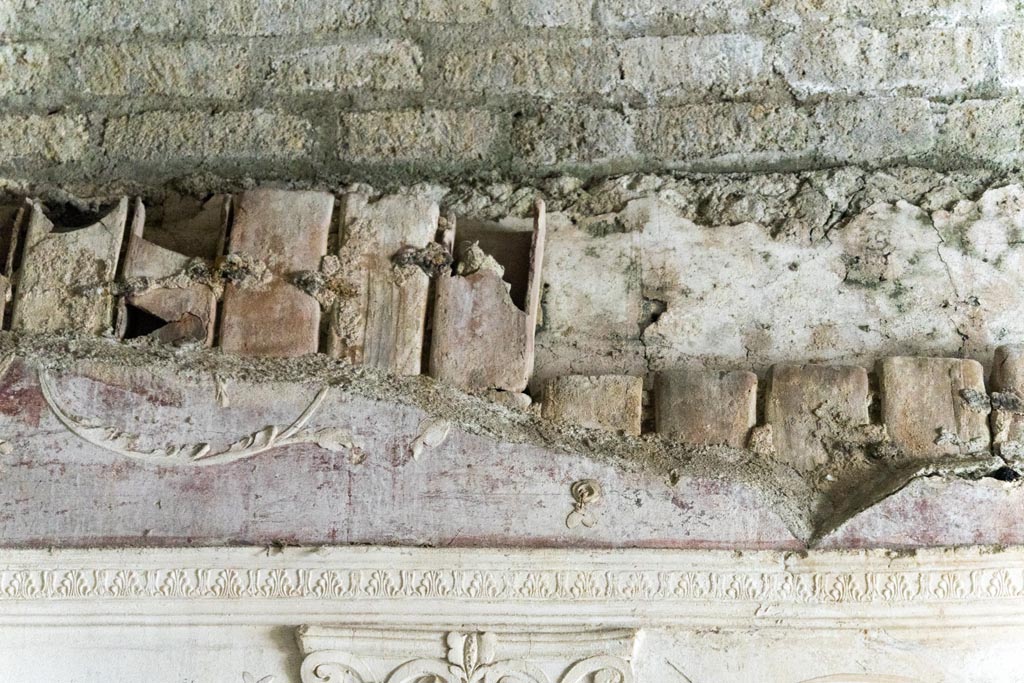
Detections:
[2, 0, 1024, 182]
[4, 0, 373, 38]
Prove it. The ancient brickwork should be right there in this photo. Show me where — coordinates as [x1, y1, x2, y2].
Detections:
[0, 0, 1022, 188]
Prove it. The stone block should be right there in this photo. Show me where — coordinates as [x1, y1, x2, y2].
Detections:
[105, 110, 312, 162]
[11, 198, 128, 335]
[654, 368, 756, 449]
[439, 41, 619, 97]
[938, 98, 1024, 167]
[540, 212, 642, 342]
[3, 0, 195, 38]
[634, 103, 812, 164]
[0, 115, 89, 163]
[0, 43, 50, 98]
[779, 26, 993, 99]
[397, 0, 497, 23]
[812, 98, 937, 165]
[121, 198, 223, 346]
[266, 40, 422, 93]
[5, 0, 373, 38]
[327, 193, 438, 375]
[339, 109, 498, 163]
[765, 364, 871, 471]
[219, 189, 332, 357]
[1000, 25, 1024, 89]
[596, 0, 762, 32]
[776, 26, 895, 98]
[618, 35, 769, 99]
[227, 0, 374, 34]
[769, 0, 1008, 25]
[429, 201, 546, 393]
[991, 345, 1024, 463]
[886, 27, 993, 96]
[541, 375, 643, 435]
[74, 42, 249, 98]
[879, 357, 990, 459]
[511, 106, 635, 166]
[510, 0, 591, 27]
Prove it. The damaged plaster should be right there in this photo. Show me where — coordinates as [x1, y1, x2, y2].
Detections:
[0, 331, 1017, 548]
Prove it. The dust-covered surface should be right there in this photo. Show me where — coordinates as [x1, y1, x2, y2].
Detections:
[10, 167, 1024, 382]
[0, 331, 1015, 548]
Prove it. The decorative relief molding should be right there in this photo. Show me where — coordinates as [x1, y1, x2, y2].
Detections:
[38, 371, 358, 466]
[2, 547, 1024, 608]
[296, 627, 635, 683]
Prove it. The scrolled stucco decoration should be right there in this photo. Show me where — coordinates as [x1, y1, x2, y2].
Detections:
[300, 651, 375, 683]
[566, 479, 603, 529]
[298, 630, 633, 683]
[38, 371, 359, 466]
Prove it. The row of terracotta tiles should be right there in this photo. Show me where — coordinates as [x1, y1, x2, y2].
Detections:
[0, 189, 546, 395]
[543, 353, 1024, 470]
[3, 189, 1022, 468]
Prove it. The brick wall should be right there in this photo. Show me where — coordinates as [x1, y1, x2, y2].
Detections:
[1, 0, 1022, 188]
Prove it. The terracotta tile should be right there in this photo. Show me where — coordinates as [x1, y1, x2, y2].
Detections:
[327, 193, 438, 375]
[11, 198, 128, 335]
[879, 356, 990, 459]
[219, 189, 333, 357]
[991, 345, 1024, 464]
[655, 368, 756, 449]
[121, 198, 220, 346]
[429, 199, 546, 392]
[765, 364, 870, 471]
[542, 374, 643, 435]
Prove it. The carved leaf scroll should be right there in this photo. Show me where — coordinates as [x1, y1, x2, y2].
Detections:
[38, 371, 361, 466]
[300, 631, 632, 683]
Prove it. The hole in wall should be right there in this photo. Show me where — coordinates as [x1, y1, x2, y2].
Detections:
[43, 201, 120, 232]
[639, 297, 666, 335]
[121, 304, 169, 340]
[988, 466, 1021, 482]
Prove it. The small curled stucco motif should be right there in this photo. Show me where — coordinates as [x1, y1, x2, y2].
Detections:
[566, 479, 603, 529]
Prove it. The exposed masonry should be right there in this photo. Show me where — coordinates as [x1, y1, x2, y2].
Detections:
[3, 0, 1024, 188]
[2, 186, 1024, 489]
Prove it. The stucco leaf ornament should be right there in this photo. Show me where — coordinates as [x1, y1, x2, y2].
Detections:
[410, 418, 451, 461]
[38, 371, 362, 466]
[446, 631, 496, 681]
[242, 673, 275, 683]
[384, 631, 550, 683]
